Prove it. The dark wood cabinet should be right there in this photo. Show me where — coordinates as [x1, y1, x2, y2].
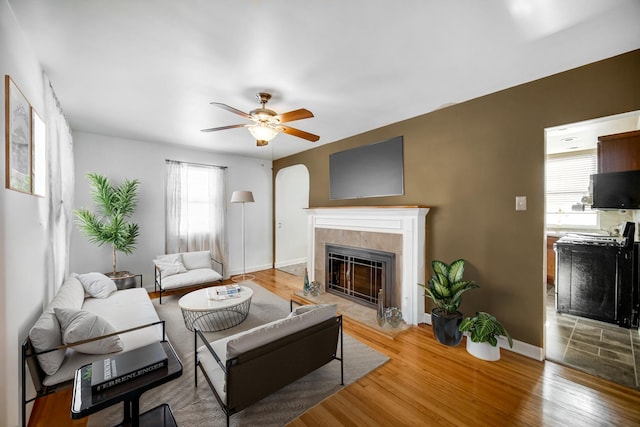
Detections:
[554, 242, 638, 327]
[597, 129, 640, 173]
[546, 236, 558, 285]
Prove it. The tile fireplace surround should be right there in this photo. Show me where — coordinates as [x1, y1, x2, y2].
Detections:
[306, 206, 430, 325]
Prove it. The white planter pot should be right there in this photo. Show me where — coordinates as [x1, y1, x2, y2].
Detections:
[466, 338, 501, 361]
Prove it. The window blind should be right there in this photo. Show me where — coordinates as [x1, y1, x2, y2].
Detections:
[546, 150, 597, 227]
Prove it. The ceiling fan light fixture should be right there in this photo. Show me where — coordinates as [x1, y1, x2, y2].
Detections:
[248, 123, 278, 143]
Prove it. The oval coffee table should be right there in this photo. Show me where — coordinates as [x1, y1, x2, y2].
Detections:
[178, 286, 253, 332]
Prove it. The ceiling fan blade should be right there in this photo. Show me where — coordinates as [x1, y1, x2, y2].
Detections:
[210, 102, 254, 120]
[278, 125, 320, 142]
[200, 124, 250, 132]
[277, 108, 314, 123]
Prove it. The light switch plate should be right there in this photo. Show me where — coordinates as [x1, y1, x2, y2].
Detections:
[516, 196, 527, 211]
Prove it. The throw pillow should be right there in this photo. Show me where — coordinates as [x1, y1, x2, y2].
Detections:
[76, 272, 117, 298]
[29, 312, 66, 376]
[155, 253, 184, 264]
[54, 308, 123, 354]
[181, 250, 212, 270]
[154, 255, 187, 279]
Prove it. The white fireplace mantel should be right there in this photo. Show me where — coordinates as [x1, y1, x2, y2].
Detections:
[306, 206, 430, 325]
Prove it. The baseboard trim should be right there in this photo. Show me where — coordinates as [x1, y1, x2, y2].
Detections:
[274, 258, 307, 269]
[421, 312, 544, 361]
[228, 263, 273, 277]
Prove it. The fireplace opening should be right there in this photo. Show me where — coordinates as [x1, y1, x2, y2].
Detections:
[325, 244, 396, 309]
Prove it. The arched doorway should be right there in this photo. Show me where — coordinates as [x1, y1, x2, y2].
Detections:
[274, 164, 310, 268]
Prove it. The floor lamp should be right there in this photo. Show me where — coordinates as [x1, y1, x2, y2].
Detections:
[231, 190, 255, 282]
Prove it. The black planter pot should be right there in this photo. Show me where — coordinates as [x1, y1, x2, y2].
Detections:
[431, 309, 463, 346]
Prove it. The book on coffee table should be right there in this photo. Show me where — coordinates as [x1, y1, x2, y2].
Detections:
[90, 341, 168, 392]
[207, 285, 242, 300]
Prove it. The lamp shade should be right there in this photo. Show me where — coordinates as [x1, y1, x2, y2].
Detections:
[248, 123, 278, 142]
[230, 190, 254, 203]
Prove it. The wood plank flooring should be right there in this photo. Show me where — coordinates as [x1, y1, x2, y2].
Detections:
[28, 268, 640, 426]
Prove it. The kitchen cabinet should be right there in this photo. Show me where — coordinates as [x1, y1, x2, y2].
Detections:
[546, 236, 558, 285]
[597, 129, 640, 173]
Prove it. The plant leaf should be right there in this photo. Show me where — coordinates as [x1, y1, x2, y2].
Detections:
[448, 259, 465, 283]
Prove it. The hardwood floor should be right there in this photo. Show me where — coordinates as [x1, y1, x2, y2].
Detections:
[29, 268, 640, 426]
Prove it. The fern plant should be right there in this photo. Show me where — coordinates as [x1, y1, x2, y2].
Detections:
[418, 259, 479, 314]
[74, 173, 140, 276]
[459, 311, 513, 347]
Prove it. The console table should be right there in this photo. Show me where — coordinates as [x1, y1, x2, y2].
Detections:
[71, 340, 182, 427]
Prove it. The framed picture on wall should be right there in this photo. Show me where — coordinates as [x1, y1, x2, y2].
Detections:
[5, 75, 32, 193]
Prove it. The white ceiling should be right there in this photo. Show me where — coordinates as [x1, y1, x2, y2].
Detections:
[546, 111, 640, 155]
[8, 0, 640, 160]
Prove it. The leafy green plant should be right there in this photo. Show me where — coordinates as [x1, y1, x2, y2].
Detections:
[459, 311, 513, 347]
[74, 173, 140, 276]
[418, 259, 479, 314]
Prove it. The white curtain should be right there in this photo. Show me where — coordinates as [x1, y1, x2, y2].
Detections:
[42, 73, 74, 302]
[165, 160, 228, 270]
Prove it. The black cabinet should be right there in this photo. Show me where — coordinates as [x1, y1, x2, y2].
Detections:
[554, 242, 639, 328]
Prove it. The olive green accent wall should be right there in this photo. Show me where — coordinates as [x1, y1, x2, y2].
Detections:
[274, 50, 640, 347]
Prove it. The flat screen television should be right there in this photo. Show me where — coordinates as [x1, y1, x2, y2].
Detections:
[329, 136, 404, 200]
[591, 170, 640, 209]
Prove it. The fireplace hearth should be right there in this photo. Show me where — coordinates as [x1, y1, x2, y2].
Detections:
[325, 244, 395, 309]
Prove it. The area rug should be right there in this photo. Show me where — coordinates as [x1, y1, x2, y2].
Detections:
[87, 281, 388, 426]
[295, 290, 411, 338]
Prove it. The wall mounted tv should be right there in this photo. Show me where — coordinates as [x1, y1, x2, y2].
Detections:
[591, 169, 640, 209]
[329, 136, 404, 200]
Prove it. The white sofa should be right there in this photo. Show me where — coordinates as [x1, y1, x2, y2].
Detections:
[22, 273, 165, 424]
[195, 303, 343, 426]
[154, 250, 224, 303]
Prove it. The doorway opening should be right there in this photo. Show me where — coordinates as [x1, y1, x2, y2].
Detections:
[275, 164, 309, 274]
[544, 110, 640, 390]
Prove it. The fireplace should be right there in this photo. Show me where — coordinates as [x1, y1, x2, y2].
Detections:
[306, 206, 430, 325]
[325, 244, 396, 309]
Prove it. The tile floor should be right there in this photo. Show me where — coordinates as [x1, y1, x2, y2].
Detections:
[546, 285, 640, 390]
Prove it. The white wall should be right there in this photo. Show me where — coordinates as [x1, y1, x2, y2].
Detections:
[1, 2, 51, 425]
[71, 132, 273, 286]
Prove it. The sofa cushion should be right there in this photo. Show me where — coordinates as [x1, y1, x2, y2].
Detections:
[154, 254, 188, 279]
[160, 268, 222, 290]
[29, 276, 86, 376]
[226, 303, 337, 359]
[197, 346, 227, 403]
[155, 253, 183, 264]
[54, 308, 123, 354]
[76, 272, 117, 298]
[287, 303, 333, 317]
[43, 287, 162, 387]
[181, 250, 212, 270]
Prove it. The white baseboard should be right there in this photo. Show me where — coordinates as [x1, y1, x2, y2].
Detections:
[228, 263, 273, 278]
[274, 258, 307, 269]
[421, 312, 544, 361]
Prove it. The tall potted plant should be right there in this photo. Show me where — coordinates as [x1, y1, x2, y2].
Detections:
[418, 259, 479, 346]
[74, 173, 140, 278]
[459, 311, 513, 361]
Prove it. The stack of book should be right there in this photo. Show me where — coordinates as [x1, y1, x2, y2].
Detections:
[90, 342, 168, 392]
[208, 285, 242, 300]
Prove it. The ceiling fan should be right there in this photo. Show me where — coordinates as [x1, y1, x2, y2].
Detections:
[201, 92, 320, 146]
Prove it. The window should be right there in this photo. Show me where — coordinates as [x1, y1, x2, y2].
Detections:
[165, 160, 227, 261]
[546, 150, 597, 228]
[181, 166, 214, 235]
